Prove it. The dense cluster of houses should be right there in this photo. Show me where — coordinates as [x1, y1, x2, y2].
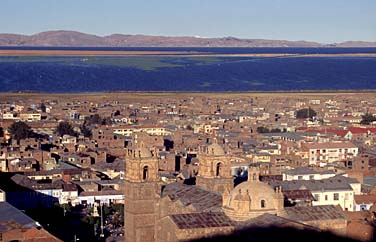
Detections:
[0, 92, 376, 241]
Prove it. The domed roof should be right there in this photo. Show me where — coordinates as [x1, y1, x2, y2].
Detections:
[223, 180, 283, 221]
[134, 146, 152, 158]
[229, 180, 276, 204]
[207, 143, 225, 156]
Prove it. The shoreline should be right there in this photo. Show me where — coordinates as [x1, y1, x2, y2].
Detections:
[1, 91, 375, 102]
[0, 49, 376, 57]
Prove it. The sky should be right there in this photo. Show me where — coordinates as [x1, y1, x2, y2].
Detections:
[0, 0, 375, 43]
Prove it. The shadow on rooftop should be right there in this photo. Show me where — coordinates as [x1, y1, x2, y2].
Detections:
[188, 226, 365, 242]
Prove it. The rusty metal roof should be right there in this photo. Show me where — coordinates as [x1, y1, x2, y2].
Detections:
[162, 183, 222, 212]
[170, 212, 235, 229]
[285, 205, 347, 222]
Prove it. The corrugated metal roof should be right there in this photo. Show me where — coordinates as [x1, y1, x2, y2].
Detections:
[170, 212, 234, 229]
[0, 202, 36, 232]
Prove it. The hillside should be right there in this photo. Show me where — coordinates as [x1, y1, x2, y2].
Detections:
[0, 31, 375, 47]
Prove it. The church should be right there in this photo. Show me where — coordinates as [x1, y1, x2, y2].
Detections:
[124, 141, 348, 242]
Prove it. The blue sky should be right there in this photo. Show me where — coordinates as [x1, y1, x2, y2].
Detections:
[1, 0, 375, 43]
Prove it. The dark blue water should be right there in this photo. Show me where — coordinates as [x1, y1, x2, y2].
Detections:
[0, 47, 375, 92]
[1, 46, 376, 54]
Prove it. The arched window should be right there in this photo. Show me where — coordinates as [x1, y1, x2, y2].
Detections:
[261, 199, 266, 208]
[142, 166, 149, 180]
[253, 173, 257, 181]
[216, 163, 222, 177]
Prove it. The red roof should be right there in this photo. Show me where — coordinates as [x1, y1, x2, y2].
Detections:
[348, 127, 376, 134]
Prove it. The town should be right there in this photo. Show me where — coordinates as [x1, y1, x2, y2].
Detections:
[1, 92, 376, 242]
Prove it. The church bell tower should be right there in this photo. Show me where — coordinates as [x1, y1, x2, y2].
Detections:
[124, 141, 159, 242]
[196, 140, 234, 194]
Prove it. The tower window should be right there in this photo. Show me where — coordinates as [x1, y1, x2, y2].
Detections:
[143, 166, 149, 180]
[216, 163, 222, 177]
[261, 200, 266, 208]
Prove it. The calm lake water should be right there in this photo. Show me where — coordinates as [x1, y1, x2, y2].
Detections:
[0, 47, 375, 92]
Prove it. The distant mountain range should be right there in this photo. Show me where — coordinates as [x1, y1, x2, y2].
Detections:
[0, 30, 375, 47]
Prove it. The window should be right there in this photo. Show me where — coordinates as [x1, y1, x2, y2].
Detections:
[216, 163, 222, 177]
[325, 195, 328, 201]
[314, 194, 320, 201]
[298, 176, 303, 180]
[334, 193, 339, 201]
[143, 166, 149, 180]
[309, 175, 314, 180]
[261, 200, 266, 208]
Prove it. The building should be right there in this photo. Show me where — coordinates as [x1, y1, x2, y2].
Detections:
[303, 141, 359, 165]
[0, 201, 62, 241]
[124, 142, 348, 242]
[271, 175, 360, 211]
[282, 167, 336, 181]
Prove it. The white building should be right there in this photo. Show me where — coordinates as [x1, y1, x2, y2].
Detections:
[304, 141, 358, 165]
[272, 175, 360, 211]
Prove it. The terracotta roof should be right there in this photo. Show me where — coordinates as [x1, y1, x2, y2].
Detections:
[170, 212, 234, 229]
[354, 195, 376, 204]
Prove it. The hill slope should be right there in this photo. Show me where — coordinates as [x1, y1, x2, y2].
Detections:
[0, 31, 375, 47]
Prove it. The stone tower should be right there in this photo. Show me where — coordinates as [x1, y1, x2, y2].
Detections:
[196, 140, 234, 194]
[124, 141, 159, 242]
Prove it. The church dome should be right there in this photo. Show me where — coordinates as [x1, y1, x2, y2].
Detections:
[207, 143, 225, 156]
[223, 179, 284, 221]
[135, 146, 152, 158]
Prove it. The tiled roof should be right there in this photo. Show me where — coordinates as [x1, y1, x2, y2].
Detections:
[162, 183, 222, 212]
[354, 195, 376, 204]
[170, 212, 234, 229]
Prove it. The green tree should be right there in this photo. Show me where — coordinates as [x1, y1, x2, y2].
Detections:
[80, 125, 92, 138]
[8, 121, 32, 141]
[296, 107, 317, 119]
[85, 114, 102, 125]
[360, 113, 376, 125]
[40, 103, 47, 113]
[56, 121, 76, 137]
[257, 126, 270, 133]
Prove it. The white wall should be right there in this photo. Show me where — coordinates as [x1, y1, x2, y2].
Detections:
[312, 190, 354, 211]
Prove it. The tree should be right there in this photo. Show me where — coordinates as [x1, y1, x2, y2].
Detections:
[101, 117, 112, 125]
[114, 110, 121, 116]
[56, 121, 76, 137]
[80, 125, 92, 138]
[360, 113, 376, 125]
[8, 121, 32, 141]
[85, 114, 102, 125]
[40, 103, 47, 113]
[296, 108, 317, 119]
[257, 126, 270, 133]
